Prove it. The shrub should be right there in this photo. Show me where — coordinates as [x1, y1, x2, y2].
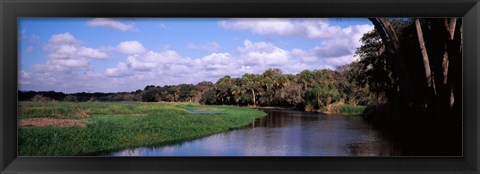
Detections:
[31, 95, 53, 102]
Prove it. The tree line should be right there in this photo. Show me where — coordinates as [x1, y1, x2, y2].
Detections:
[19, 65, 374, 113]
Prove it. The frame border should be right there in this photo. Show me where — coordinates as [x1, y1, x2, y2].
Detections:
[1, 0, 479, 173]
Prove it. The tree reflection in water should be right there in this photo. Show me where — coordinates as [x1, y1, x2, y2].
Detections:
[110, 109, 402, 156]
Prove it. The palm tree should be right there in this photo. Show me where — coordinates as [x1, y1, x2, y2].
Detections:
[242, 74, 260, 106]
[230, 85, 243, 105]
[215, 75, 233, 104]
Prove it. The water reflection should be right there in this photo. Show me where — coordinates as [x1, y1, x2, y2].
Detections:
[110, 109, 401, 156]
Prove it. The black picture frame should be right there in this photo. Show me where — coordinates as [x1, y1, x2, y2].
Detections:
[1, 0, 479, 173]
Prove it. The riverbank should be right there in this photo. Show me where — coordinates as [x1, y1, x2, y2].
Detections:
[254, 104, 366, 116]
[18, 102, 267, 156]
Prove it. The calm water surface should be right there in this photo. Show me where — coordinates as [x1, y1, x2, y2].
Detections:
[110, 109, 401, 156]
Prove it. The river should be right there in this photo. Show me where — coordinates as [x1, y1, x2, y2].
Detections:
[109, 109, 402, 156]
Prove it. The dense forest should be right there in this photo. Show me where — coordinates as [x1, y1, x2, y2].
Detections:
[19, 18, 462, 155]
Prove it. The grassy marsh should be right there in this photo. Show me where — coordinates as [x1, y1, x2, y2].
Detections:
[18, 102, 266, 156]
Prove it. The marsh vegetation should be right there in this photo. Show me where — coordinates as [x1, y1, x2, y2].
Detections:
[18, 18, 462, 156]
[18, 102, 266, 156]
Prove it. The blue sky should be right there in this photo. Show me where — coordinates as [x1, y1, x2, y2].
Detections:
[19, 18, 373, 93]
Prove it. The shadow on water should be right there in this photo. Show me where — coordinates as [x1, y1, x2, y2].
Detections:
[108, 109, 403, 156]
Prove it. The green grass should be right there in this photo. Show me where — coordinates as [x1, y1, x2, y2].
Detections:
[338, 104, 367, 116]
[18, 102, 266, 156]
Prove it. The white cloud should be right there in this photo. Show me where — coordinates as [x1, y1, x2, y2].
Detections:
[87, 18, 136, 32]
[238, 40, 290, 66]
[106, 62, 132, 77]
[21, 19, 373, 93]
[197, 52, 233, 69]
[219, 18, 373, 40]
[19, 70, 32, 85]
[48, 58, 90, 68]
[106, 49, 195, 78]
[19, 32, 112, 92]
[78, 47, 109, 59]
[48, 32, 77, 44]
[219, 18, 373, 67]
[117, 41, 146, 55]
[312, 44, 352, 58]
[43, 32, 109, 65]
[347, 24, 375, 48]
[219, 18, 299, 36]
[143, 50, 189, 65]
[187, 41, 221, 52]
[323, 55, 359, 66]
[127, 55, 157, 71]
[195, 53, 241, 78]
[102, 49, 206, 90]
[56, 45, 77, 55]
[290, 48, 317, 62]
[105, 48, 246, 87]
[101, 39, 359, 91]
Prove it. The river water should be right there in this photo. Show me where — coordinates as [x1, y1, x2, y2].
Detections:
[110, 109, 402, 156]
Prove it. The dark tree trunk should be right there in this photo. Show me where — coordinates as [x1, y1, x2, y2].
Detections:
[415, 18, 435, 92]
[367, 18, 463, 155]
[368, 18, 413, 105]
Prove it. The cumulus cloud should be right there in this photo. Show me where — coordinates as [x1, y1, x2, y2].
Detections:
[19, 70, 32, 85]
[21, 38, 353, 93]
[43, 32, 109, 67]
[19, 32, 112, 92]
[21, 19, 372, 93]
[106, 62, 132, 77]
[237, 40, 289, 66]
[44, 32, 108, 65]
[219, 18, 371, 39]
[290, 48, 317, 62]
[117, 41, 146, 55]
[87, 18, 136, 31]
[312, 44, 352, 58]
[187, 41, 221, 52]
[219, 18, 300, 36]
[194, 53, 243, 78]
[47, 32, 77, 44]
[197, 52, 233, 70]
[219, 18, 373, 67]
[108, 50, 193, 75]
[103, 49, 206, 89]
[103, 39, 347, 90]
[323, 55, 359, 66]
[78, 47, 109, 59]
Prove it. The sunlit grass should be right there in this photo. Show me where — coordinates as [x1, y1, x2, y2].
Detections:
[339, 104, 367, 116]
[18, 102, 266, 156]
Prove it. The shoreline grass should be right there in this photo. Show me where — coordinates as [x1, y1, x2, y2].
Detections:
[249, 103, 366, 116]
[18, 102, 266, 156]
[338, 104, 367, 116]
